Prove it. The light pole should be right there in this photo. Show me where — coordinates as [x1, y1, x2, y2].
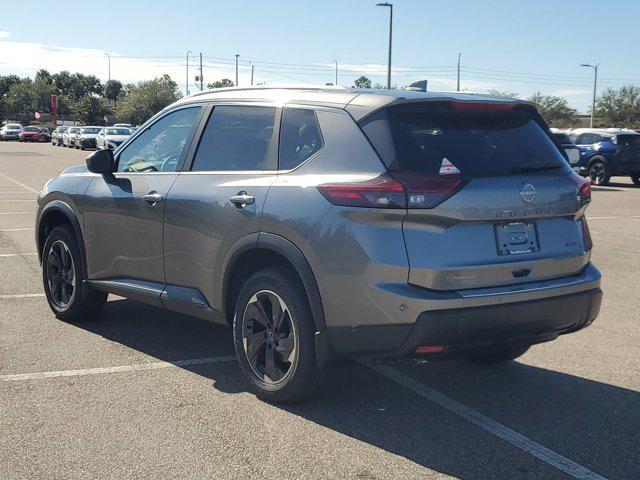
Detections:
[580, 63, 599, 128]
[186, 50, 192, 96]
[104, 53, 111, 103]
[457, 52, 461, 92]
[333, 59, 338, 86]
[235, 54, 240, 87]
[376, 2, 393, 90]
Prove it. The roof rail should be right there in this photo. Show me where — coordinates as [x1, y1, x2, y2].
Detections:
[187, 83, 350, 98]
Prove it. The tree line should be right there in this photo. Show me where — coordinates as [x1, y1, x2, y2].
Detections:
[0, 69, 181, 126]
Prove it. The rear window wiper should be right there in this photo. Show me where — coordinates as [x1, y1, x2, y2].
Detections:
[511, 165, 562, 173]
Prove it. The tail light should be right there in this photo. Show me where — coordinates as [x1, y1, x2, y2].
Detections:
[318, 173, 465, 209]
[580, 217, 593, 251]
[568, 173, 591, 206]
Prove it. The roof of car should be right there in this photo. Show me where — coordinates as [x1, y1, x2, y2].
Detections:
[570, 128, 640, 136]
[174, 85, 533, 121]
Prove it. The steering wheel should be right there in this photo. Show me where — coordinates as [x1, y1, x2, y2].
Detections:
[160, 153, 181, 172]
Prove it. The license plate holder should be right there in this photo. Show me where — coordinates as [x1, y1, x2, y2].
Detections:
[495, 221, 539, 256]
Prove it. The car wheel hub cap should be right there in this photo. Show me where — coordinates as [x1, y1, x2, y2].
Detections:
[46, 240, 76, 309]
[242, 290, 297, 385]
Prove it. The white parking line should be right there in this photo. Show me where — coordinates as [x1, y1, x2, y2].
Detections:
[367, 363, 607, 480]
[0, 356, 236, 381]
[0, 228, 34, 232]
[0, 211, 34, 215]
[0, 172, 40, 194]
[0, 293, 45, 299]
[0, 253, 37, 257]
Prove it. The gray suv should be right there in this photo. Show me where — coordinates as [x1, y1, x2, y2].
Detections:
[36, 86, 602, 403]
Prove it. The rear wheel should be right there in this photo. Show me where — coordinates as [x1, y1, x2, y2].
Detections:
[588, 160, 610, 185]
[465, 344, 531, 364]
[42, 225, 107, 321]
[630, 174, 640, 186]
[233, 267, 322, 403]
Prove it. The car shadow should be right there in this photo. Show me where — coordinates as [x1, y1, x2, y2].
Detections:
[591, 186, 624, 192]
[72, 298, 638, 480]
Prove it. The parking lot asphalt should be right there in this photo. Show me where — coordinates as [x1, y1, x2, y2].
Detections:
[1, 142, 638, 480]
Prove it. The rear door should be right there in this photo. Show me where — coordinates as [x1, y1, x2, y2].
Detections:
[360, 102, 590, 291]
[163, 104, 279, 309]
[615, 134, 640, 173]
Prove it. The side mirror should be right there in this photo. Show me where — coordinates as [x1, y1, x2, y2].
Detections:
[86, 148, 115, 174]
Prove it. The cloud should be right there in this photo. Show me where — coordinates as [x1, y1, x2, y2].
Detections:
[550, 88, 590, 98]
[0, 31, 10, 39]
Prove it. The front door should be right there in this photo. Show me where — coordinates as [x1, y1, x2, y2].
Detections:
[83, 106, 203, 283]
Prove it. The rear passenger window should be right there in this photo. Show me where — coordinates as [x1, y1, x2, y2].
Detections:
[278, 108, 323, 170]
[191, 105, 276, 171]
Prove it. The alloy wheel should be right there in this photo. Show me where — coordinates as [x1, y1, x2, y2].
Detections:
[242, 290, 297, 385]
[46, 240, 76, 309]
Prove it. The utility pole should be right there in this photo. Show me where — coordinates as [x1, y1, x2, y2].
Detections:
[581, 63, 599, 128]
[376, 3, 393, 90]
[457, 52, 461, 92]
[199, 52, 204, 91]
[333, 59, 338, 85]
[186, 50, 192, 96]
[235, 54, 240, 86]
[251, 63, 255, 86]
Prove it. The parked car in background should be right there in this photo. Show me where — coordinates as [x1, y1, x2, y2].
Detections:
[113, 123, 132, 129]
[52, 126, 68, 146]
[550, 128, 580, 168]
[570, 128, 640, 185]
[36, 87, 601, 403]
[96, 127, 132, 150]
[39, 127, 51, 142]
[63, 126, 81, 147]
[19, 126, 47, 142]
[0, 123, 23, 141]
[75, 126, 102, 150]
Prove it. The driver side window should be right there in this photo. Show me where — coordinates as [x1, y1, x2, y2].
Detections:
[117, 107, 201, 173]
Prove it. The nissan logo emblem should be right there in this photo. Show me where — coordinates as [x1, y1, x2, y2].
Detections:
[520, 184, 536, 203]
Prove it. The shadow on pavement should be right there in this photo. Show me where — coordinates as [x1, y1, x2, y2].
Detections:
[72, 298, 638, 480]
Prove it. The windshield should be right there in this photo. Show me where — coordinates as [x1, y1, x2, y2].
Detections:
[24, 127, 40, 132]
[361, 103, 568, 177]
[6, 124, 21, 130]
[69, 128, 80, 133]
[105, 128, 131, 135]
[56, 127, 68, 132]
[81, 127, 101, 134]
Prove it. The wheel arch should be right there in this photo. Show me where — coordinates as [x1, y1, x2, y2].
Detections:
[37, 201, 87, 277]
[220, 232, 326, 333]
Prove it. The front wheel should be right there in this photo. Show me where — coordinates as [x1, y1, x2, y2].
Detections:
[588, 160, 610, 185]
[42, 225, 107, 321]
[465, 344, 531, 364]
[233, 267, 323, 403]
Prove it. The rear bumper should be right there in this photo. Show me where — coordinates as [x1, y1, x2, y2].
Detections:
[318, 264, 602, 362]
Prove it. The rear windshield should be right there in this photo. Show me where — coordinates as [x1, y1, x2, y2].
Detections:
[552, 133, 573, 145]
[360, 103, 568, 177]
[24, 127, 40, 132]
[81, 127, 101, 134]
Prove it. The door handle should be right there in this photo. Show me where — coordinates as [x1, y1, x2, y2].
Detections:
[141, 192, 164, 206]
[229, 191, 255, 208]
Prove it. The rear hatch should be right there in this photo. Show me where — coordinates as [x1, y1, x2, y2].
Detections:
[360, 101, 591, 291]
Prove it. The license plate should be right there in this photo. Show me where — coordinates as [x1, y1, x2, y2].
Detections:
[495, 221, 539, 255]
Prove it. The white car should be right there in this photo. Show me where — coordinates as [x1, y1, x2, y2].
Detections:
[63, 126, 81, 147]
[96, 127, 132, 150]
[0, 123, 24, 141]
[113, 123, 132, 129]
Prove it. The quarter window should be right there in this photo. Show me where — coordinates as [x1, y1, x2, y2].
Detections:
[191, 105, 276, 171]
[117, 107, 201, 173]
[278, 108, 323, 170]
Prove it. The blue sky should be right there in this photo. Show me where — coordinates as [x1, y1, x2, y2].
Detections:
[1, 0, 639, 112]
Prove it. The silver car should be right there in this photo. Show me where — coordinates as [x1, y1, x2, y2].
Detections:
[36, 86, 602, 403]
[63, 126, 81, 147]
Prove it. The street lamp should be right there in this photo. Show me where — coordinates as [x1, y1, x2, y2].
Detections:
[376, 2, 393, 90]
[235, 54, 240, 87]
[104, 53, 111, 103]
[186, 50, 192, 96]
[580, 63, 599, 128]
[332, 59, 338, 86]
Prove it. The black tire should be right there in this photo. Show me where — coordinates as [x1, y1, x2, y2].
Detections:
[42, 225, 107, 321]
[465, 344, 531, 364]
[233, 266, 323, 403]
[588, 160, 610, 185]
[630, 174, 640, 186]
